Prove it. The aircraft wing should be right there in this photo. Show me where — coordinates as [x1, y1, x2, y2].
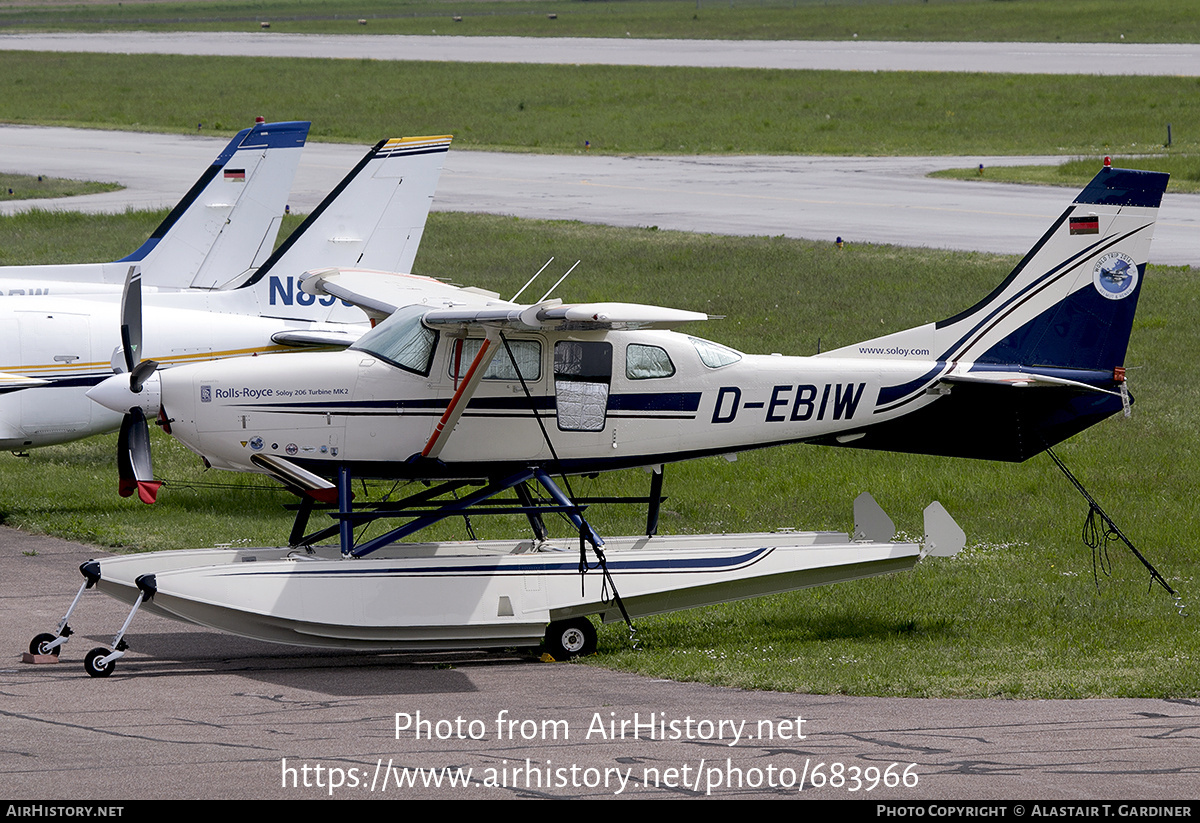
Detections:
[424, 301, 708, 331]
[301, 267, 708, 330]
[299, 267, 502, 321]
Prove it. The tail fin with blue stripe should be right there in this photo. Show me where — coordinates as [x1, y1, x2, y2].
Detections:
[817, 164, 1169, 461]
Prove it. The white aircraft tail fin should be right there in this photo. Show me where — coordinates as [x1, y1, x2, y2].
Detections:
[126, 120, 309, 290]
[928, 164, 1167, 373]
[234, 135, 452, 322]
[818, 164, 1169, 461]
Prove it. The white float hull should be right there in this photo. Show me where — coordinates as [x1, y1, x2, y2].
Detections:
[94, 532, 921, 650]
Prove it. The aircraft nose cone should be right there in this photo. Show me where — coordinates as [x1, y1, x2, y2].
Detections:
[87, 372, 161, 415]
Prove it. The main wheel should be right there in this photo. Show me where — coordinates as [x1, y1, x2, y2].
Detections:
[29, 633, 60, 656]
[543, 617, 597, 660]
[84, 647, 114, 678]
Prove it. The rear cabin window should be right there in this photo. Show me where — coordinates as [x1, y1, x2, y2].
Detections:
[554, 340, 612, 432]
[689, 336, 742, 369]
[626, 344, 675, 379]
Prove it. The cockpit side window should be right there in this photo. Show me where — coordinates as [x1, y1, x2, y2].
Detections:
[351, 305, 438, 376]
[450, 337, 542, 382]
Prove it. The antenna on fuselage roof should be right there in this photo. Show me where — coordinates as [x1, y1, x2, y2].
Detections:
[537, 260, 581, 303]
[511, 257, 554, 302]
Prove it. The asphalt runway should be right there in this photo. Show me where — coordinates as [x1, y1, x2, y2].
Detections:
[5, 527, 1200, 801]
[2, 126, 1198, 266]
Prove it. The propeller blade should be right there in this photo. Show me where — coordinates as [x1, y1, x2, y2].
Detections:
[129, 360, 159, 394]
[117, 407, 161, 505]
[119, 265, 143, 377]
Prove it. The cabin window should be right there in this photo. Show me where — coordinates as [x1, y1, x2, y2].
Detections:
[450, 338, 541, 382]
[351, 304, 438, 376]
[689, 336, 742, 369]
[626, 344, 675, 380]
[555, 341, 612, 432]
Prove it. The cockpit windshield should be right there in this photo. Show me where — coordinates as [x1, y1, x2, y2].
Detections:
[350, 305, 438, 375]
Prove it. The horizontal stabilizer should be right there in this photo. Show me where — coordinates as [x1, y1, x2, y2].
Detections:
[941, 365, 1121, 396]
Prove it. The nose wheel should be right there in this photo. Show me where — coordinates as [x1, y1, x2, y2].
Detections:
[84, 647, 116, 678]
[28, 632, 62, 657]
[80, 573, 156, 678]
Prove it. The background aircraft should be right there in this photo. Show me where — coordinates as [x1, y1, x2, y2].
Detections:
[0, 119, 308, 296]
[1, 135, 452, 462]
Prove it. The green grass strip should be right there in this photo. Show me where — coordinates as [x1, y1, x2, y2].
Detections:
[935, 156, 1200, 192]
[3, 52, 1200, 156]
[3, 0, 1200, 43]
[0, 172, 122, 201]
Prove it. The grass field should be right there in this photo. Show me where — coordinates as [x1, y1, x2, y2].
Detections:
[933, 156, 1200, 192]
[3, 0, 1200, 43]
[2, 208, 1196, 697]
[2, 52, 1199, 158]
[0, 173, 122, 201]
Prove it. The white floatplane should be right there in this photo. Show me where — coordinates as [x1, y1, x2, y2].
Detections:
[64, 161, 1166, 676]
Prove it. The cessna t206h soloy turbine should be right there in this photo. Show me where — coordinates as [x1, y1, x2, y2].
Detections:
[75, 164, 1164, 676]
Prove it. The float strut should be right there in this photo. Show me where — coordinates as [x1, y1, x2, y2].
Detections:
[514, 482, 549, 541]
[533, 468, 603, 547]
[87, 574, 157, 675]
[646, 467, 664, 537]
[337, 465, 353, 557]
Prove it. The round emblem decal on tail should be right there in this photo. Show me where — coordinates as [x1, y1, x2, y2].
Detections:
[1092, 251, 1139, 300]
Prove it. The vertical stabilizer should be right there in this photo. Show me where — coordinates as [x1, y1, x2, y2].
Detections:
[815, 165, 1169, 461]
[237, 136, 452, 322]
[931, 165, 1168, 372]
[123, 120, 309, 290]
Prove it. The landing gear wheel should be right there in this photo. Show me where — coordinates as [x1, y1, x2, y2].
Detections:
[29, 633, 60, 656]
[544, 617, 597, 660]
[84, 647, 114, 678]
